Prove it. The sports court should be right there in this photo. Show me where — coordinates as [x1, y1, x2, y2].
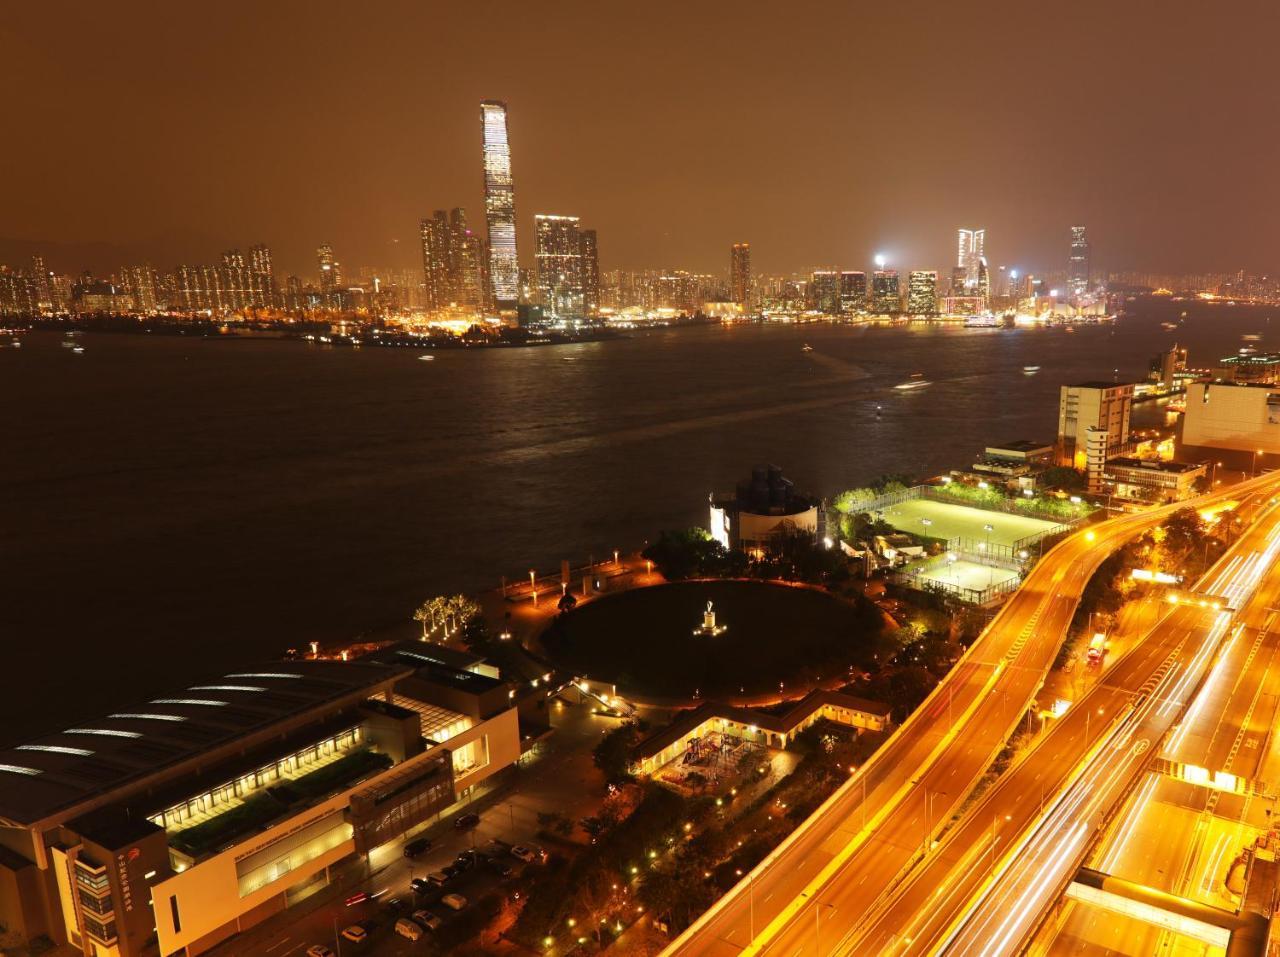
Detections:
[879, 498, 1060, 548]
[913, 556, 1021, 595]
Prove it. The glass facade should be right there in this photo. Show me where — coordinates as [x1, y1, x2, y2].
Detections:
[481, 101, 518, 308]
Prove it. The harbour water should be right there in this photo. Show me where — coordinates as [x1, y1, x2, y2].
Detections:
[2, 303, 1272, 742]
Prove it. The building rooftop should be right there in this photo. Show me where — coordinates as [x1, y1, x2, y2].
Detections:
[1069, 380, 1133, 390]
[987, 439, 1052, 454]
[0, 658, 410, 829]
[1107, 457, 1205, 474]
[370, 645, 506, 694]
[633, 689, 890, 763]
[1218, 352, 1280, 364]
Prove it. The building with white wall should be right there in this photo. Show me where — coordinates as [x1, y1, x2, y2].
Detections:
[1182, 381, 1280, 458]
[1057, 381, 1135, 467]
[0, 647, 522, 957]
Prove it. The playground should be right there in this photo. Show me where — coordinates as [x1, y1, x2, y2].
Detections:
[879, 498, 1059, 551]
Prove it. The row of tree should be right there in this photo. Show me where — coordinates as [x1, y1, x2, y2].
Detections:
[411, 593, 481, 640]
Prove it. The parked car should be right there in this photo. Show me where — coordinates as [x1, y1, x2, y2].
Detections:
[306, 947, 335, 957]
[453, 849, 479, 871]
[488, 858, 514, 877]
[441, 893, 467, 911]
[483, 838, 512, 856]
[341, 922, 371, 942]
[410, 877, 432, 894]
[427, 870, 450, 886]
[511, 844, 546, 864]
[404, 837, 432, 858]
[394, 917, 423, 941]
[413, 909, 443, 931]
[454, 812, 481, 830]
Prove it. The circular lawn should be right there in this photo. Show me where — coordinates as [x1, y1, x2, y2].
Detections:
[541, 580, 884, 700]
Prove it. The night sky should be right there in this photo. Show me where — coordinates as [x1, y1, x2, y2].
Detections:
[3, 0, 1277, 276]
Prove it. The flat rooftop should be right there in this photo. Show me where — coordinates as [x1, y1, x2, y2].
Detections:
[1069, 380, 1133, 390]
[1108, 457, 1205, 474]
[0, 658, 409, 829]
[987, 439, 1051, 454]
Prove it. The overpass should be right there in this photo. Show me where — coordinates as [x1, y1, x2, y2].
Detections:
[662, 472, 1280, 957]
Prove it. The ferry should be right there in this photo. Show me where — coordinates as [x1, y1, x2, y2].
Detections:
[417, 354, 435, 361]
[71, 345, 85, 354]
[963, 313, 1000, 328]
[894, 372, 931, 391]
[1023, 365, 1041, 374]
[801, 343, 814, 352]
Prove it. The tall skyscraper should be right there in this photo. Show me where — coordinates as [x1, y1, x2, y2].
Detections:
[1068, 226, 1090, 299]
[871, 270, 900, 314]
[730, 243, 751, 309]
[839, 271, 867, 313]
[249, 244, 275, 308]
[907, 270, 938, 314]
[534, 214, 583, 320]
[957, 228, 985, 288]
[317, 243, 340, 296]
[481, 100, 518, 311]
[809, 270, 839, 313]
[579, 229, 600, 317]
[420, 212, 450, 309]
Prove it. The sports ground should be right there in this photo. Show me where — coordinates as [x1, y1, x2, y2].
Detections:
[878, 498, 1060, 549]
[913, 556, 1021, 595]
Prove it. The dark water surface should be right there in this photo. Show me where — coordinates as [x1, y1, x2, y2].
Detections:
[3, 304, 1274, 742]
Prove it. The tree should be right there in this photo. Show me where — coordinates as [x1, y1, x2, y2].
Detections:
[593, 721, 646, 779]
[1040, 466, 1086, 492]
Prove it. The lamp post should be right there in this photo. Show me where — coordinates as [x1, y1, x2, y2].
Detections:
[983, 523, 995, 586]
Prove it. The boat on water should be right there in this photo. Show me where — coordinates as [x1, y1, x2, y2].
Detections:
[1023, 365, 1040, 374]
[963, 314, 1000, 328]
[417, 354, 435, 361]
[801, 343, 814, 352]
[71, 345, 85, 354]
[895, 372, 931, 390]
[1160, 321, 1178, 330]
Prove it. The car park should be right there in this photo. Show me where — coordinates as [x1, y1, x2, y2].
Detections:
[394, 917, 423, 941]
[403, 837, 432, 858]
[441, 893, 467, 911]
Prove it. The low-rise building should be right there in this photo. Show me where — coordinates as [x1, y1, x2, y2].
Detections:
[1105, 457, 1207, 502]
[709, 464, 819, 554]
[0, 647, 521, 957]
[970, 439, 1054, 489]
[630, 690, 891, 776]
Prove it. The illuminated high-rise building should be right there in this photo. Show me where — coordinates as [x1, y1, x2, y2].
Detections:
[839, 271, 867, 313]
[481, 100, 518, 310]
[1068, 226, 1090, 299]
[871, 270, 900, 314]
[907, 270, 938, 314]
[317, 243, 340, 297]
[579, 229, 600, 317]
[249, 244, 275, 308]
[809, 270, 839, 313]
[957, 228, 985, 288]
[976, 259, 990, 308]
[121, 264, 158, 313]
[730, 243, 751, 308]
[534, 214, 583, 320]
[420, 212, 450, 309]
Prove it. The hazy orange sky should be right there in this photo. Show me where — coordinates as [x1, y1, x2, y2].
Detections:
[3, 0, 1278, 278]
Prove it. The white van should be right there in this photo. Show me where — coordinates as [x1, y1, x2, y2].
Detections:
[395, 917, 424, 941]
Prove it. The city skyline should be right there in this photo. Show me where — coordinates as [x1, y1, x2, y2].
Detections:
[3, 2, 1278, 278]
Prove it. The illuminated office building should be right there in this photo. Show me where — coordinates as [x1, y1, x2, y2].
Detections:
[809, 270, 839, 313]
[907, 270, 938, 314]
[871, 269, 900, 314]
[1068, 226, 1090, 299]
[839, 271, 867, 313]
[957, 228, 985, 289]
[579, 229, 600, 317]
[480, 100, 518, 311]
[730, 243, 751, 309]
[317, 243, 340, 300]
[534, 214, 583, 320]
[249, 245, 275, 309]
